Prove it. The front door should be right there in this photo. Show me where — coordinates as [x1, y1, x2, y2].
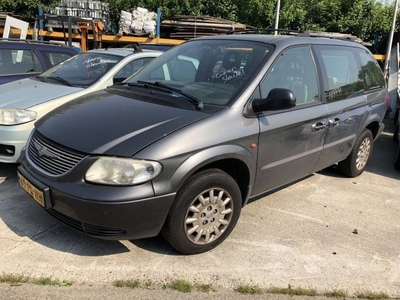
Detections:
[252, 46, 327, 196]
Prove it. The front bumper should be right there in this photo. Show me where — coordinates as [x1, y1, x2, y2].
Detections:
[17, 164, 176, 240]
[0, 122, 34, 163]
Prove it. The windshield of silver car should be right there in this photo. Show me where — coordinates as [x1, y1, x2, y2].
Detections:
[37, 52, 122, 87]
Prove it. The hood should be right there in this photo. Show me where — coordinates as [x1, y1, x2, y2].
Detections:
[36, 90, 211, 156]
[0, 78, 82, 109]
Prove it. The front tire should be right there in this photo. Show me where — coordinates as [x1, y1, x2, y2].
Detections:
[162, 169, 242, 255]
[338, 129, 373, 177]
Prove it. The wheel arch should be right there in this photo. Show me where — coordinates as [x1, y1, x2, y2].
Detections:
[365, 120, 381, 140]
[154, 145, 255, 208]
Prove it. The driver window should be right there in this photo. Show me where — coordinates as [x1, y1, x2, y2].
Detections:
[261, 46, 319, 105]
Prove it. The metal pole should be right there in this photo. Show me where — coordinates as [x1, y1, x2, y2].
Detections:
[274, 0, 281, 36]
[383, 0, 399, 79]
[156, 7, 161, 39]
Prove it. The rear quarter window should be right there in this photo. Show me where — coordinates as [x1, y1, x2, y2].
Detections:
[357, 50, 385, 90]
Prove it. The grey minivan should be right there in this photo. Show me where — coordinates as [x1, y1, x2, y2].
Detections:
[18, 34, 388, 254]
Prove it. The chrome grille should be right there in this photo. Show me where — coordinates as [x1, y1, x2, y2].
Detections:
[27, 130, 86, 176]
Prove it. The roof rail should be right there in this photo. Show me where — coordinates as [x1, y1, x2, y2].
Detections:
[224, 28, 367, 45]
[226, 28, 302, 35]
[0, 37, 70, 47]
[295, 31, 365, 44]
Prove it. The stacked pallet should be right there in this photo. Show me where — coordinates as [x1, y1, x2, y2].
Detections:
[160, 15, 255, 39]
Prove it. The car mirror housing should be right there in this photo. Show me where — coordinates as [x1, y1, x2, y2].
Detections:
[252, 88, 296, 113]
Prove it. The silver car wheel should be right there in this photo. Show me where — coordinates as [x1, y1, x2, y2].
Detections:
[356, 138, 371, 171]
[184, 188, 233, 245]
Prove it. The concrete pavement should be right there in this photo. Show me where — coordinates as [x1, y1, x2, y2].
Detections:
[0, 118, 400, 298]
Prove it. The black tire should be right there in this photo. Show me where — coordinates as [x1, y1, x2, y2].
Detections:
[394, 121, 399, 143]
[161, 169, 242, 255]
[395, 143, 400, 170]
[338, 129, 373, 177]
[394, 107, 399, 126]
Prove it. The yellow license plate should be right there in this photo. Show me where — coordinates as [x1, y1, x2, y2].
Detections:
[18, 173, 45, 207]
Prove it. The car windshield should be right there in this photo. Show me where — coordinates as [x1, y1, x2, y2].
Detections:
[125, 39, 272, 107]
[37, 52, 123, 87]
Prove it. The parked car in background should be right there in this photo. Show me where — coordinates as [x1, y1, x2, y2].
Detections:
[0, 38, 78, 85]
[0, 48, 162, 163]
[18, 34, 388, 255]
[393, 88, 400, 169]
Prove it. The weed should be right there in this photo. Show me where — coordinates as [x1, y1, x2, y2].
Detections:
[33, 277, 60, 286]
[196, 283, 215, 293]
[268, 286, 317, 296]
[0, 273, 29, 284]
[235, 284, 264, 295]
[324, 289, 348, 298]
[142, 280, 152, 289]
[164, 279, 193, 293]
[355, 291, 390, 299]
[59, 280, 74, 286]
[114, 279, 141, 289]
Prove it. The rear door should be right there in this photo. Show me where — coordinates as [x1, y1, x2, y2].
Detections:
[312, 45, 367, 171]
[252, 46, 328, 196]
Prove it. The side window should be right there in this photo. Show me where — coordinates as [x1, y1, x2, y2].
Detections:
[41, 51, 73, 67]
[260, 46, 319, 105]
[0, 49, 38, 74]
[357, 49, 385, 90]
[0, 49, 13, 74]
[315, 45, 363, 102]
[114, 57, 155, 82]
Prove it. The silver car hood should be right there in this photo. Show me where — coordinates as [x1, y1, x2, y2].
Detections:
[0, 78, 83, 109]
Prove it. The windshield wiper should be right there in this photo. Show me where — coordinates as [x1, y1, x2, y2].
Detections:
[129, 80, 203, 110]
[45, 76, 74, 87]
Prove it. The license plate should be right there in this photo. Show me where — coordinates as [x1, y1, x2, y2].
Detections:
[18, 173, 45, 207]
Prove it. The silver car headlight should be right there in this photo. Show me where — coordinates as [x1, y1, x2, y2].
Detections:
[0, 109, 37, 125]
[85, 157, 162, 186]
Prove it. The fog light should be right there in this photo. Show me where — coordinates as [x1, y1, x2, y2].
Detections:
[0, 144, 15, 156]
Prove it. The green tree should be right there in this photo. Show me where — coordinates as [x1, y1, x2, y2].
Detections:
[0, 0, 59, 25]
[0, 0, 397, 45]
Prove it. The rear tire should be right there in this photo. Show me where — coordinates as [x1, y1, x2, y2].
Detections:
[162, 169, 242, 255]
[395, 143, 400, 170]
[338, 129, 373, 177]
[394, 121, 399, 143]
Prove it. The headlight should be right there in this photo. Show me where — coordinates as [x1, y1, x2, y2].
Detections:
[0, 109, 37, 125]
[85, 157, 162, 186]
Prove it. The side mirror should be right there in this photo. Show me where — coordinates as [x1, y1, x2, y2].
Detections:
[113, 77, 126, 84]
[252, 88, 296, 113]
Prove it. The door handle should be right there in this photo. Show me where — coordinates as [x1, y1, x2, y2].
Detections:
[328, 117, 340, 127]
[312, 122, 326, 131]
